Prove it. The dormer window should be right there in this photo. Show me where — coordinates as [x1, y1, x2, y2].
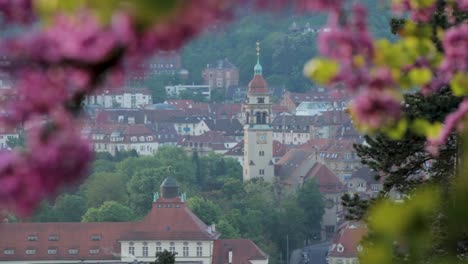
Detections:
[48, 235, 59, 241]
[337, 244, 344, 252]
[131, 136, 137, 142]
[357, 245, 363, 252]
[25, 249, 36, 255]
[3, 249, 14, 255]
[139, 136, 145, 142]
[27, 235, 38, 241]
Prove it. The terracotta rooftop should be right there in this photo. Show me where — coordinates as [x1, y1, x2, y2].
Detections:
[304, 163, 346, 193]
[329, 222, 368, 258]
[248, 75, 269, 94]
[212, 239, 268, 264]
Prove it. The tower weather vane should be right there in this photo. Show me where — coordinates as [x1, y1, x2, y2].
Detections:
[256, 41, 260, 62]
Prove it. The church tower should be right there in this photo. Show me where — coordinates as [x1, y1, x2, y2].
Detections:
[242, 42, 274, 182]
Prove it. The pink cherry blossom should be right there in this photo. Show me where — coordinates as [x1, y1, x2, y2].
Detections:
[350, 90, 402, 130]
[0, 0, 33, 24]
[439, 23, 468, 80]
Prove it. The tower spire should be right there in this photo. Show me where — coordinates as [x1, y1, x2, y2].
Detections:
[254, 41, 262, 76]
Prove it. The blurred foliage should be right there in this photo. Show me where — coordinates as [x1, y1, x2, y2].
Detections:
[34, 0, 182, 27]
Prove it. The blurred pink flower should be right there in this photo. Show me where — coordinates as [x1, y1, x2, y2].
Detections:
[350, 91, 401, 130]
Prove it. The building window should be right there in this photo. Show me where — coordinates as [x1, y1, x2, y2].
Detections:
[169, 246, 176, 254]
[48, 248, 57, 255]
[196, 246, 203, 257]
[183, 246, 189, 257]
[3, 249, 14, 255]
[91, 235, 101, 241]
[27, 235, 38, 241]
[259, 169, 265, 175]
[131, 95, 136, 108]
[337, 244, 344, 252]
[25, 249, 36, 255]
[257, 97, 265, 104]
[156, 247, 162, 254]
[48, 235, 59, 241]
[129, 246, 135, 256]
[142, 246, 148, 257]
[68, 249, 79, 255]
[90, 249, 100, 254]
[259, 150, 264, 156]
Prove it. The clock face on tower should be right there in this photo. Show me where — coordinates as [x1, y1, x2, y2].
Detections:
[257, 133, 267, 144]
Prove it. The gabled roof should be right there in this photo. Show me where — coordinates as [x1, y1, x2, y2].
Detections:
[212, 239, 268, 264]
[275, 149, 314, 184]
[329, 222, 368, 258]
[304, 163, 346, 193]
[204, 119, 243, 136]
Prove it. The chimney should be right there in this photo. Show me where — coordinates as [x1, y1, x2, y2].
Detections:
[211, 223, 216, 233]
[228, 249, 233, 264]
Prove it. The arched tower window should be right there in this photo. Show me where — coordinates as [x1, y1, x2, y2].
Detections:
[262, 112, 267, 124]
[246, 112, 250, 124]
[256, 112, 262, 124]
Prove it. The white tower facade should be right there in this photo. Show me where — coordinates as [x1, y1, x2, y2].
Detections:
[242, 42, 274, 182]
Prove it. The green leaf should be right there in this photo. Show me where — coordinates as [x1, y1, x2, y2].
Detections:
[408, 68, 432, 86]
[385, 118, 408, 140]
[410, 119, 443, 138]
[303, 58, 339, 85]
[450, 72, 468, 96]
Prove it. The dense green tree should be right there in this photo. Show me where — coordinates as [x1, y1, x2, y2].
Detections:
[82, 201, 134, 222]
[53, 194, 87, 222]
[32, 201, 57, 222]
[153, 250, 176, 264]
[192, 151, 202, 184]
[217, 218, 240, 238]
[83, 172, 128, 208]
[92, 159, 116, 174]
[210, 89, 225, 103]
[127, 168, 166, 217]
[187, 196, 221, 225]
[116, 156, 161, 181]
[144, 74, 172, 104]
[81, 207, 99, 222]
[297, 180, 324, 240]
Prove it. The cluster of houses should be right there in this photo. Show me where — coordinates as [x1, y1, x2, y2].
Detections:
[0, 49, 379, 263]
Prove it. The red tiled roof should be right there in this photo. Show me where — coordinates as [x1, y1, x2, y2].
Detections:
[329, 222, 368, 258]
[304, 163, 345, 193]
[248, 75, 268, 94]
[0, 198, 218, 262]
[212, 239, 268, 264]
